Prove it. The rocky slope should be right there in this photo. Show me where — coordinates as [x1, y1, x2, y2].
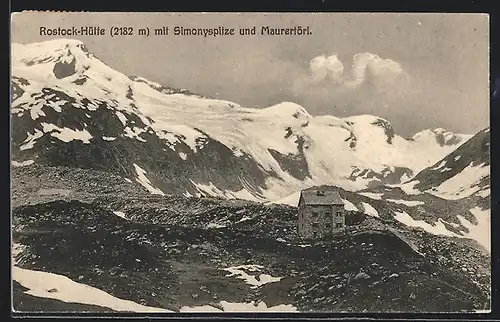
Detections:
[11, 192, 490, 313]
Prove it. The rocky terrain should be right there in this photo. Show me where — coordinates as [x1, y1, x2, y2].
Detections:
[11, 164, 490, 313]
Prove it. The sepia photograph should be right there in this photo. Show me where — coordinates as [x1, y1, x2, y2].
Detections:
[10, 12, 490, 313]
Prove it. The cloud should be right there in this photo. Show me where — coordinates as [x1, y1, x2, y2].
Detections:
[295, 52, 409, 92]
[290, 52, 419, 133]
[309, 54, 344, 84]
[351, 53, 407, 88]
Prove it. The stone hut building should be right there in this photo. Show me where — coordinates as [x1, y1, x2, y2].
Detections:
[297, 186, 346, 239]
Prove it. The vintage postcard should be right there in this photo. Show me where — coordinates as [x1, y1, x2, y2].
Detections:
[10, 12, 490, 314]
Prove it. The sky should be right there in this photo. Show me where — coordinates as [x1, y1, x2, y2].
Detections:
[11, 12, 489, 137]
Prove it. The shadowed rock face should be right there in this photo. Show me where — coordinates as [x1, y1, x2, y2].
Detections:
[268, 148, 310, 181]
[53, 57, 77, 79]
[371, 118, 395, 144]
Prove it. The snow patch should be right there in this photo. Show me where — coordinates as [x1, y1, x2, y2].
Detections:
[191, 181, 226, 198]
[232, 149, 244, 157]
[475, 309, 491, 314]
[133, 164, 165, 196]
[207, 222, 227, 229]
[178, 152, 187, 160]
[161, 125, 205, 152]
[386, 199, 425, 207]
[400, 180, 421, 195]
[12, 160, 34, 167]
[431, 160, 447, 170]
[102, 136, 116, 141]
[400, 172, 412, 183]
[223, 265, 283, 289]
[41, 123, 92, 143]
[123, 126, 147, 142]
[361, 202, 379, 217]
[342, 198, 358, 211]
[230, 188, 264, 203]
[115, 111, 128, 126]
[477, 188, 490, 198]
[237, 215, 252, 223]
[270, 191, 301, 207]
[359, 192, 383, 200]
[112, 211, 127, 220]
[457, 207, 490, 252]
[19, 129, 44, 150]
[12, 266, 171, 312]
[394, 211, 460, 237]
[180, 301, 297, 312]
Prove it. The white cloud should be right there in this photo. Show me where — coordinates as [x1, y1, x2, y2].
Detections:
[310, 54, 344, 84]
[296, 52, 408, 93]
[350, 53, 406, 87]
[289, 52, 423, 134]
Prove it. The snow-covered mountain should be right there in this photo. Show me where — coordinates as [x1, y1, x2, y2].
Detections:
[402, 127, 490, 200]
[355, 128, 490, 251]
[11, 39, 472, 202]
[411, 128, 472, 147]
[268, 127, 490, 251]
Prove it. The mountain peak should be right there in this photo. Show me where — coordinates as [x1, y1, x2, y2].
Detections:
[12, 39, 95, 81]
[12, 39, 89, 62]
[260, 102, 312, 125]
[13, 38, 86, 50]
[342, 114, 389, 124]
[343, 115, 395, 144]
[411, 128, 471, 147]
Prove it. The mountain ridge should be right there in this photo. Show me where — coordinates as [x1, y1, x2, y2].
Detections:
[11, 39, 473, 202]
